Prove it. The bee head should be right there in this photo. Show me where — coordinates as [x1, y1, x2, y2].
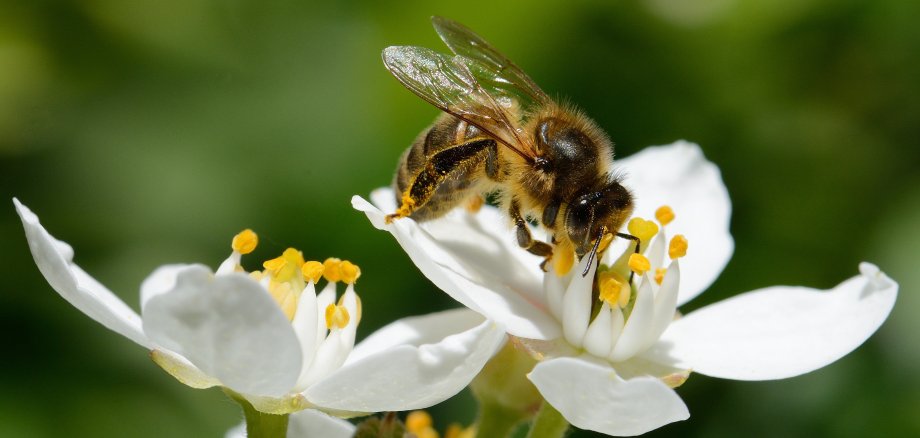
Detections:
[564, 181, 634, 257]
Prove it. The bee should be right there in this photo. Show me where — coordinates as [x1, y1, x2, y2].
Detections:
[383, 17, 638, 274]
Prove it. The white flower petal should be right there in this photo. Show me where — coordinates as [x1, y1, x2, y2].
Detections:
[314, 283, 336, 348]
[583, 304, 613, 358]
[615, 141, 733, 306]
[150, 349, 221, 389]
[305, 317, 506, 412]
[140, 264, 190, 309]
[353, 193, 559, 340]
[15, 199, 150, 348]
[543, 270, 568, 321]
[346, 308, 485, 365]
[142, 266, 302, 396]
[287, 409, 356, 438]
[292, 282, 320, 390]
[528, 357, 689, 436]
[223, 409, 354, 438]
[648, 261, 681, 343]
[562, 257, 596, 347]
[299, 286, 359, 389]
[643, 263, 898, 380]
[610, 274, 656, 362]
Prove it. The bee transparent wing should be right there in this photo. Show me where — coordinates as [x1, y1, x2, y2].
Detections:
[431, 16, 551, 112]
[383, 45, 538, 159]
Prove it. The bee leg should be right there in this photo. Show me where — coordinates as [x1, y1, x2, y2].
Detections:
[509, 199, 554, 265]
[386, 138, 496, 223]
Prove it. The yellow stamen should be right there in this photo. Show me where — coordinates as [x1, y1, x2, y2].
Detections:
[627, 217, 659, 245]
[231, 229, 258, 254]
[628, 253, 651, 275]
[655, 206, 675, 226]
[339, 261, 361, 284]
[262, 256, 287, 277]
[324, 303, 350, 329]
[323, 258, 342, 283]
[655, 267, 667, 285]
[301, 261, 324, 283]
[406, 411, 433, 434]
[669, 235, 688, 259]
[598, 271, 631, 308]
[553, 240, 575, 276]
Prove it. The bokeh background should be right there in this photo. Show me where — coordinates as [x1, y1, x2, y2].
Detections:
[1, 0, 918, 437]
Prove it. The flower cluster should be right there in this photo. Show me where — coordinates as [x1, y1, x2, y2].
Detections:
[17, 140, 898, 437]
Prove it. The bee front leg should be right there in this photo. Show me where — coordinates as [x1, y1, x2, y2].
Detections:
[509, 199, 554, 269]
[386, 138, 496, 223]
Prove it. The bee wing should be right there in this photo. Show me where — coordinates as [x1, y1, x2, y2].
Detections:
[431, 16, 551, 112]
[383, 45, 538, 160]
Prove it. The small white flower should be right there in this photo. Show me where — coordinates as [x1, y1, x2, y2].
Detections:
[15, 199, 505, 416]
[354, 141, 898, 436]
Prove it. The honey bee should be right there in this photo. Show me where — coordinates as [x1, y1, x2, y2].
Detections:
[384, 17, 638, 274]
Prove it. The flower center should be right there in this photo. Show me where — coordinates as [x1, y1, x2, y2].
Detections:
[224, 230, 362, 324]
[546, 206, 690, 363]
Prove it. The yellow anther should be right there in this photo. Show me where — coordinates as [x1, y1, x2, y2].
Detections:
[323, 258, 342, 283]
[553, 240, 576, 276]
[655, 267, 667, 285]
[655, 206, 675, 226]
[628, 253, 651, 275]
[627, 217, 659, 245]
[669, 235, 688, 259]
[301, 261, 324, 283]
[406, 411, 433, 434]
[598, 271, 631, 308]
[262, 256, 287, 276]
[339, 261, 361, 284]
[324, 303, 350, 329]
[282, 248, 305, 269]
[231, 229, 258, 254]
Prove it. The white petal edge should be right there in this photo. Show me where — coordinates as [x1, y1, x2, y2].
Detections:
[528, 356, 689, 436]
[143, 265, 302, 396]
[346, 308, 485, 365]
[305, 316, 507, 412]
[614, 141, 734, 306]
[353, 193, 559, 340]
[14, 198, 150, 348]
[642, 262, 898, 380]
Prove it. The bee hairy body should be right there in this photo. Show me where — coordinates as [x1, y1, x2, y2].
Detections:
[383, 17, 638, 272]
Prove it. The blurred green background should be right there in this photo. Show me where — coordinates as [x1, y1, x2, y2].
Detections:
[1, 0, 918, 436]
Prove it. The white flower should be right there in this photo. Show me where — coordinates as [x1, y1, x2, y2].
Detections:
[353, 141, 898, 436]
[15, 199, 505, 416]
[225, 409, 355, 438]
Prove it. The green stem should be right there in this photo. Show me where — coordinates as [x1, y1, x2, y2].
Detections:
[225, 390, 289, 438]
[526, 401, 569, 438]
[476, 400, 525, 438]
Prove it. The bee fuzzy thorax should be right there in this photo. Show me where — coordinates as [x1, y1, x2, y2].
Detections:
[383, 16, 635, 274]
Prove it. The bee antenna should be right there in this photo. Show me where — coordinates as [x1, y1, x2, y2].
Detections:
[581, 225, 607, 277]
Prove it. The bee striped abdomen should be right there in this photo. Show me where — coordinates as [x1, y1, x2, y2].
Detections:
[392, 114, 490, 221]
